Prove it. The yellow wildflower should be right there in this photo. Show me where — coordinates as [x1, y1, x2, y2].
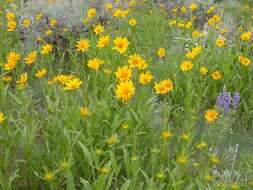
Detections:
[113, 37, 129, 54]
[204, 109, 219, 123]
[115, 65, 132, 81]
[115, 80, 135, 102]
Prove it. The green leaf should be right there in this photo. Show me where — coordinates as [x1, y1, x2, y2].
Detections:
[120, 180, 131, 190]
[67, 171, 76, 190]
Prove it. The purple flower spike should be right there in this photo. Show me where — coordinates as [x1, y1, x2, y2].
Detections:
[232, 93, 240, 108]
[216, 88, 240, 113]
[216, 89, 231, 113]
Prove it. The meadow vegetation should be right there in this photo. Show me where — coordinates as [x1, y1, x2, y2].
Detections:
[0, 0, 253, 189]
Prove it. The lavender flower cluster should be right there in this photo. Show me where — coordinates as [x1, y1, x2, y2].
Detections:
[216, 89, 240, 113]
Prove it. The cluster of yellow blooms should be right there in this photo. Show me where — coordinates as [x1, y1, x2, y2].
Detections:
[6, 12, 17, 32]
[238, 55, 251, 66]
[207, 15, 221, 26]
[87, 58, 105, 71]
[154, 79, 174, 95]
[3, 52, 20, 71]
[186, 45, 202, 60]
[48, 74, 83, 91]
[240, 31, 252, 41]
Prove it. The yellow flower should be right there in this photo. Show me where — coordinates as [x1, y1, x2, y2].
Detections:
[6, 12, 15, 21]
[128, 18, 137, 26]
[16, 72, 28, 89]
[0, 112, 6, 124]
[2, 75, 13, 82]
[87, 58, 105, 71]
[35, 69, 47, 78]
[199, 66, 208, 76]
[93, 24, 104, 35]
[176, 155, 188, 165]
[185, 51, 195, 60]
[115, 80, 135, 102]
[53, 74, 74, 85]
[4, 52, 20, 71]
[180, 6, 187, 14]
[121, 123, 129, 129]
[60, 160, 70, 171]
[208, 15, 220, 26]
[113, 37, 129, 54]
[204, 109, 219, 123]
[25, 51, 37, 65]
[168, 19, 177, 26]
[98, 167, 110, 174]
[154, 79, 174, 95]
[43, 171, 54, 182]
[180, 61, 193, 72]
[157, 48, 166, 58]
[115, 65, 132, 81]
[62, 27, 69, 33]
[190, 3, 198, 11]
[181, 133, 190, 141]
[211, 71, 221, 80]
[128, 54, 147, 69]
[215, 38, 226, 47]
[196, 142, 207, 150]
[36, 13, 43, 21]
[220, 28, 229, 35]
[161, 130, 172, 140]
[185, 21, 192, 29]
[177, 22, 185, 28]
[192, 31, 204, 38]
[36, 37, 43, 43]
[7, 20, 17, 32]
[237, 26, 245, 33]
[3, 61, 16, 71]
[186, 46, 202, 59]
[113, 9, 129, 18]
[87, 8, 96, 19]
[45, 29, 53, 36]
[210, 154, 220, 165]
[206, 6, 215, 14]
[205, 175, 214, 182]
[75, 39, 90, 53]
[240, 32, 252, 41]
[107, 135, 118, 145]
[139, 71, 153, 85]
[105, 3, 113, 12]
[50, 19, 57, 27]
[7, 52, 21, 63]
[22, 18, 31, 27]
[212, 15, 221, 22]
[97, 35, 110, 49]
[63, 78, 83, 91]
[80, 107, 89, 117]
[128, 0, 137, 8]
[41, 44, 53, 55]
[238, 55, 251, 66]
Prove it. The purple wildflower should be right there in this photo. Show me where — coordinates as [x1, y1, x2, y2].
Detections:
[216, 89, 231, 112]
[232, 92, 240, 108]
[216, 89, 240, 113]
